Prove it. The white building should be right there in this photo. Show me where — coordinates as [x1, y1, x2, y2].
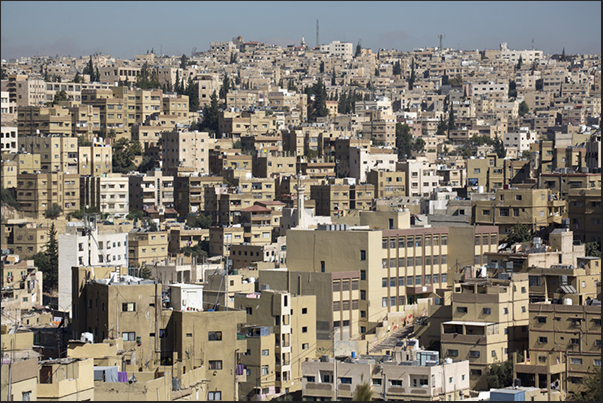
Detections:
[319, 41, 354, 60]
[500, 42, 544, 64]
[81, 173, 130, 218]
[398, 158, 444, 198]
[348, 147, 397, 184]
[58, 219, 128, 316]
[169, 283, 204, 312]
[504, 127, 537, 154]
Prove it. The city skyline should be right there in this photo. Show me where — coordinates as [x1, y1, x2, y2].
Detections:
[1, 1, 601, 61]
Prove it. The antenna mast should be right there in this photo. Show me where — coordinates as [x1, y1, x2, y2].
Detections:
[316, 19, 320, 48]
[438, 34, 445, 50]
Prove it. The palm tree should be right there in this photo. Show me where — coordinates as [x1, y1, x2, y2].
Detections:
[353, 382, 373, 401]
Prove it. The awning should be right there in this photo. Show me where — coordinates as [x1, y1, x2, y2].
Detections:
[560, 285, 577, 294]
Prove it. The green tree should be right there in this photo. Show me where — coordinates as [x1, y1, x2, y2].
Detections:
[393, 60, 402, 75]
[353, 381, 373, 401]
[83, 56, 95, 82]
[77, 135, 91, 147]
[568, 367, 601, 401]
[493, 135, 506, 159]
[436, 115, 448, 136]
[508, 80, 517, 98]
[52, 90, 69, 105]
[355, 41, 362, 58]
[408, 58, 416, 90]
[486, 360, 513, 389]
[585, 241, 601, 257]
[448, 103, 455, 133]
[219, 74, 230, 101]
[112, 138, 143, 173]
[192, 213, 213, 229]
[184, 79, 200, 112]
[307, 78, 328, 122]
[180, 53, 188, 69]
[413, 138, 426, 153]
[1, 186, 20, 210]
[516, 55, 523, 70]
[45, 203, 63, 219]
[73, 72, 82, 83]
[506, 224, 532, 245]
[518, 100, 529, 116]
[33, 223, 59, 293]
[395, 123, 412, 160]
[374, 67, 380, 77]
[200, 91, 220, 134]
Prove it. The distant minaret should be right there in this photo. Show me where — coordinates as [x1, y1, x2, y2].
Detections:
[296, 170, 305, 228]
[301, 37, 306, 48]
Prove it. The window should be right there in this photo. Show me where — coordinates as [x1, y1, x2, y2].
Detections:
[360, 250, 366, 260]
[302, 308, 308, 314]
[208, 391, 222, 400]
[208, 331, 223, 341]
[570, 358, 583, 365]
[469, 350, 480, 358]
[441, 236, 447, 245]
[340, 377, 352, 384]
[122, 332, 135, 341]
[122, 302, 136, 312]
[360, 270, 366, 280]
[457, 307, 468, 314]
[372, 378, 382, 386]
[570, 338, 580, 345]
[595, 359, 601, 367]
[305, 376, 316, 382]
[390, 379, 402, 386]
[302, 326, 308, 333]
[483, 308, 491, 314]
[538, 337, 548, 344]
[22, 392, 31, 401]
[447, 349, 459, 357]
[209, 360, 223, 370]
[470, 369, 482, 376]
[302, 343, 309, 350]
[503, 308, 509, 314]
[537, 317, 547, 324]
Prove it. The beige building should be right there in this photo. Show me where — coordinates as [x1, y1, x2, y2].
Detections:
[127, 169, 174, 212]
[127, 230, 169, 268]
[173, 174, 223, 217]
[1, 153, 40, 189]
[77, 137, 112, 176]
[161, 130, 210, 177]
[566, 188, 601, 244]
[441, 272, 530, 390]
[37, 358, 95, 401]
[80, 173, 129, 218]
[18, 133, 78, 173]
[514, 301, 600, 399]
[1, 125, 18, 154]
[16, 171, 80, 217]
[472, 188, 566, 236]
[235, 290, 317, 400]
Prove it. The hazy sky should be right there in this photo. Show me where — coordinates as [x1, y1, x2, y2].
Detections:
[1, 1, 601, 61]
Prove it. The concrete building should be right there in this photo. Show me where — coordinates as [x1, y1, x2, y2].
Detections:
[349, 147, 397, 184]
[566, 188, 601, 244]
[1, 125, 18, 154]
[16, 171, 80, 217]
[127, 169, 174, 212]
[58, 219, 128, 315]
[80, 173, 129, 218]
[161, 130, 210, 177]
[398, 158, 444, 198]
[77, 137, 112, 176]
[37, 358, 95, 401]
[319, 41, 354, 60]
[472, 188, 567, 237]
[302, 342, 471, 401]
[17, 133, 78, 173]
[235, 290, 317, 400]
[441, 272, 530, 390]
[127, 230, 169, 268]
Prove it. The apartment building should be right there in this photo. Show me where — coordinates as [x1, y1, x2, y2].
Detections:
[17, 133, 78, 173]
[127, 230, 169, 267]
[398, 158, 444, 197]
[259, 268, 361, 356]
[173, 174, 223, 217]
[161, 129, 210, 177]
[302, 345, 470, 401]
[286, 225, 450, 335]
[441, 272, 530, 390]
[514, 301, 601, 398]
[319, 41, 354, 60]
[1, 153, 40, 189]
[234, 290, 317, 400]
[218, 110, 277, 139]
[79, 173, 129, 217]
[251, 153, 297, 179]
[58, 220, 127, 304]
[472, 188, 567, 236]
[0, 258, 44, 311]
[349, 147, 397, 184]
[366, 169, 407, 198]
[69, 103, 101, 139]
[209, 151, 252, 177]
[566, 188, 601, 244]
[310, 183, 375, 218]
[37, 358, 95, 401]
[208, 225, 246, 257]
[15, 171, 80, 217]
[1, 125, 18, 153]
[161, 93, 190, 123]
[77, 137, 112, 176]
[127, 169, 174, 212]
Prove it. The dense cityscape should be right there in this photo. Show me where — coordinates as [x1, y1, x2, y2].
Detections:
[1, 7, 601, 402]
